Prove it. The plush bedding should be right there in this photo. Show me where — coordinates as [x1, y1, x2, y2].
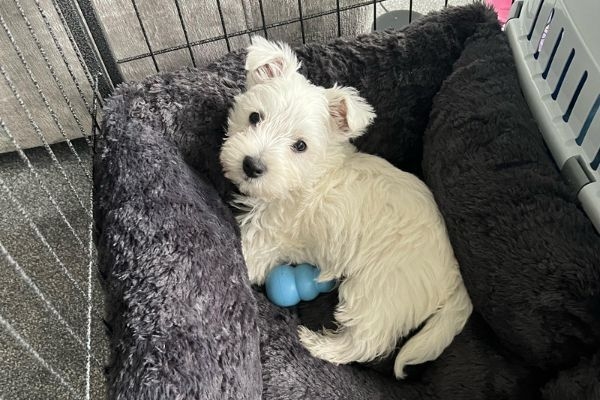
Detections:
[95, 4, 600, 399]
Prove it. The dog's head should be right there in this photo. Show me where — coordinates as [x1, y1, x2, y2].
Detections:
[220, 37, 375, 201]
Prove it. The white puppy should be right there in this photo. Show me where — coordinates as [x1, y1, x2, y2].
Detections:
[220, 37, 472, 378]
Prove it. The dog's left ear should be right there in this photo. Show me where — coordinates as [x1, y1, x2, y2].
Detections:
[325, 85, 375, 139]
[325, 85, 376, 140]
[246, 36, 301, 87]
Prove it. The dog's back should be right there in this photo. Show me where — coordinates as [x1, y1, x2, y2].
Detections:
[302, 151, 472, 378]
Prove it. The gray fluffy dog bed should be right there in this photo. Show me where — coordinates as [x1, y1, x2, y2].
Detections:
[94, 4, 600, 399]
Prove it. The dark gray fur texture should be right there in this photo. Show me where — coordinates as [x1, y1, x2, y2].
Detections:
[95, 4, 600, 399]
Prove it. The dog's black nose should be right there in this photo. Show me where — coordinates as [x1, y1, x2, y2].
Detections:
[243, 156, 266, 178]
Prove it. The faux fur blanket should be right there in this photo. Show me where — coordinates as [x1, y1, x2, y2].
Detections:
[95, 4, 600, 399]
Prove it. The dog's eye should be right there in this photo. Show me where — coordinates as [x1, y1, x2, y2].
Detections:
[249, 112, 261, 125]
[292, 140, 307, 153]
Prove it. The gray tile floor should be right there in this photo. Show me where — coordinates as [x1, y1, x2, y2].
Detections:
[0, 139, 108, 399]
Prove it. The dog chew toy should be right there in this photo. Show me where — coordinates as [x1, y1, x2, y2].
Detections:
[265, 263, 336, 307]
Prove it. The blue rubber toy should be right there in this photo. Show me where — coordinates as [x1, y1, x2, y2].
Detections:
[265, 263, 336, 307]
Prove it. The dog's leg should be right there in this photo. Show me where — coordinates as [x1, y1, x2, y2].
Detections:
[298, 277, 409, 366]
[297, 322, 396, 365]
[298, 300, 397, 364]
[240, 216, 291, 284]
[242, 244, 282, 285]
[297, 326, 365, 364]
[241, 232, 283, 285]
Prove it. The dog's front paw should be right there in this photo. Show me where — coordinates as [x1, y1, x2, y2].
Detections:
[241, 244, 280, 285]
[246, 267, 266, 286]
[243, 253, 272, 285]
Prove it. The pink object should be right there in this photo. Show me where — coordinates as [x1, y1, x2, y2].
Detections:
[486, 0, 512, 25]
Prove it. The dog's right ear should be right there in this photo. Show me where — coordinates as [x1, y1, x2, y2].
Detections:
[245, 36, 301, 87]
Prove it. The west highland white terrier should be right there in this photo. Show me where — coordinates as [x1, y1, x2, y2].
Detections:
[220, 37, 473, 378]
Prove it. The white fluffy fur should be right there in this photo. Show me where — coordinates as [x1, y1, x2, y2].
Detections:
[220, 37, 473, 379]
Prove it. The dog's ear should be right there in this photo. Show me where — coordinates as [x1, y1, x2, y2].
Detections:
[325, 85, 376, 140]
[246, 36, 301, 87]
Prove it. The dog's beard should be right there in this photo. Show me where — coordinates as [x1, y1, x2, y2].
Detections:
[234, 175, 289, 202]
[237, 179, 260, 197]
